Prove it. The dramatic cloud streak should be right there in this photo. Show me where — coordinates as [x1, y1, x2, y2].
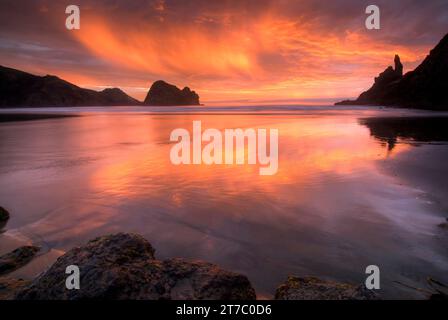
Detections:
[0, 0, 447, 103]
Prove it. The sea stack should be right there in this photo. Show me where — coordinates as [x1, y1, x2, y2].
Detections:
[144, 80, 200, 106]
[336, 55, 403, 106]
[336, 33, 448, 110]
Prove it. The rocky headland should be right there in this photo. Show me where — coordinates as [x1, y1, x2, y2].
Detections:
[144, 80, 200, 106]
[0, 66, 140, 107]
[0, 66, 201, 108]
[336, 33, 448, 110]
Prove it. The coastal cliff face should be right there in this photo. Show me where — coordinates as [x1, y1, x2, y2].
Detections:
[0, 66, 140, 107]
[144, 80, 200, 106]
[0, 66, 201, 107]
[336, 33, 448, 110]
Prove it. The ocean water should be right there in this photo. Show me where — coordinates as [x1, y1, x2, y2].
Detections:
[0, 105, 447, 299]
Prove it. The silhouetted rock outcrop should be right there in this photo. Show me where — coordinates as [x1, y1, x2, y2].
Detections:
[144, 80, 200, 106]
[16, 233, 255, 300]
[336, 33, 448, 110]
[0, 66, 140, 107]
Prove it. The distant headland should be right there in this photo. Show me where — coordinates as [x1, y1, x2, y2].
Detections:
[336, 33, 448, 110]
[144, 80, 200, 106]
[0, 65, 201, 107]
[2, 33, 447, 110]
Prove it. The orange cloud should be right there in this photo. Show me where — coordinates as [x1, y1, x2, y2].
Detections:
[0, 0, 444, 103]
[74, 18, 255, 77]
[72, 11, 430, 103]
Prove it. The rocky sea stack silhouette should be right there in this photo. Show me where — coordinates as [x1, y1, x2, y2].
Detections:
[336, 33, 448, 110]
[144, 80, 200, 106]
[0, 66, 201, 108]
[0, 66, 140, 107]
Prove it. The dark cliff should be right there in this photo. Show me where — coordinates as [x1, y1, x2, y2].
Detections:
[0, 66, 140, 107]
[144, 80, 200, 106]
[336, 33, 448, 110]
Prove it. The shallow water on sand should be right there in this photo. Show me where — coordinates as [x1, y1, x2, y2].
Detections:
[0, 106, 447, 299]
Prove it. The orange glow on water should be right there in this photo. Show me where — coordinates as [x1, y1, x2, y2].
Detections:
[88, 114, 411, 198]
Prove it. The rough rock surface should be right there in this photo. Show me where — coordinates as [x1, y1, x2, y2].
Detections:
[336, 33, 448, 110]
[144, 80, 200, 106]
[0, 246, 40, 276]
[0, 278, 30, 300]
[16, 233, 255, 300]
[0, 65, 140, 107]
[275, 276, 378, 300]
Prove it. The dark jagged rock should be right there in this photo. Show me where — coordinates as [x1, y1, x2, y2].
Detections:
[16, 233, 255, 300]
[0, 65, 141, 107]
[0, 278, 30, 300]
[159, 258, 255, 300]
[274, 276, 378, 300]
[394, 54, 403, 76]
[0, 246, 40, 276]
[336, 33, 448, 110]
[0, 206, 9, 222]
[336, 55, 403, 106]
[144, 80, 200, 106]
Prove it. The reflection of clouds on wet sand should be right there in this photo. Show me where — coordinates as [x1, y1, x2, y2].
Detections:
[0, 110, 447, 298]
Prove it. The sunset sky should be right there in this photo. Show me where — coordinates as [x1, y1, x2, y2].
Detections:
[0, 0, 447, 104]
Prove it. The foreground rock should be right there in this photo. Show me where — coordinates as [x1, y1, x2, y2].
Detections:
[336, 33, 448, 110]
[0, 278, 30, 300]
[275, 276, 378, 300]
[144, 80, 200, 106]
[0, 246, 40, 276]
[16, 233, 255, 300]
